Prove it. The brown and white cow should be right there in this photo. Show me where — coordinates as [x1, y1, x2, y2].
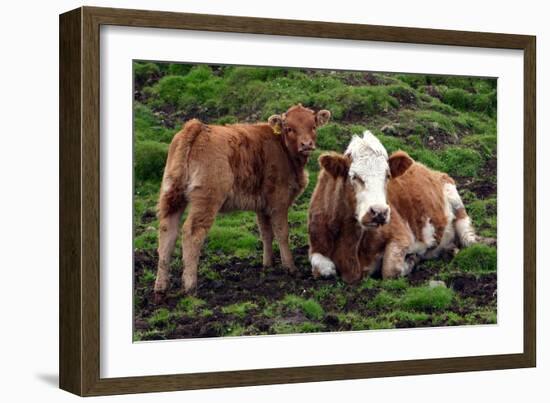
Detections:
[154, 104, 331, 297]
[308, 131, 477, 283]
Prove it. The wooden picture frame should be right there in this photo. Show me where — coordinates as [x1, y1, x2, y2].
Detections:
[59, 6, 536, 396]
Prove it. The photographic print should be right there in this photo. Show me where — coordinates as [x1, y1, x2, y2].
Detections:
[132, 62, 497, 341]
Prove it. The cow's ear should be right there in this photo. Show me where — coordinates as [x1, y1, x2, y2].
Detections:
[316, 109, 331, 127]
[268, 114, 283, 135]
[319, 152, 350, 177]
[388, 150, 414, 178]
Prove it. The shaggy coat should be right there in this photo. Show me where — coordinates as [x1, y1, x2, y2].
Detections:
[308, 149, 477, 283]
[154, 104, 331, 296]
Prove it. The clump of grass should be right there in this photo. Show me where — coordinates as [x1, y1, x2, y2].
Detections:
[224, 323, 247, 336]
[336, 312, 370, 331]
[207, 214, 259, 257]
[134, 104, 174, 143]
[199, 265, 222, 281]
[452, 244, 497, 273]
[134, 62, 161, 87]
[432, 311, 463, 326]
[281, 295, 325, 321]
[301, 299, 325, 320]
[364, 318, 394, 330]
[439, 147, 483, 177]
[461, 134, 497, 159]
[408, 148, 445, 172]
[377, 134, 408, 155]
[147, 308, 171, 327]
[149, 65, 225, 112]
[177, 296, 207, 316]
[271, 321, 325, 334]
[134, 230, 158, 250]
[139, 269, 156, 285]
[467, 198, 497, 238]
[167, 63, 193, 76]
[442, 88, 496, 116]
[359, 277, 378, 291]
[368, 290, 399, 310]
[221, 301, 258, 319]
[134, 141, 168, 181]
[134, 329, 166, 342]
[380, 278, 409, 292]
[465, 308, 497, 324]
[401, 286, 454, 311]
[385, 310, 430, 324]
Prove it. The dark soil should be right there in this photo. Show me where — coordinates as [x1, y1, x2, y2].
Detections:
[134, 245, 497, 340]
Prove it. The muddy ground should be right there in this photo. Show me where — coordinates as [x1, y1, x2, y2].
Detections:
[134, 246, 497, 340]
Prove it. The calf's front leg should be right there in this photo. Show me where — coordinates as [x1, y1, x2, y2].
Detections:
[271, 209, 296, 272]
[382, 241, 415, 279]
[308, 214, 336, 278]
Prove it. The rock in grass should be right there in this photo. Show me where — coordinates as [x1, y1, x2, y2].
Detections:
[381, 123, 400, 136]
[429, 280, 447, 288]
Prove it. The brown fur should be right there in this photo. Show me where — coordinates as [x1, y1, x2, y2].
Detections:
[154, 104, 330, 296]
[309, 150, 474, 282]
[308, 154, 364, 283]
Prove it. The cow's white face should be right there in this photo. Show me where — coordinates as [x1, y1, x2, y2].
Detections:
[345, 132, 391, 229]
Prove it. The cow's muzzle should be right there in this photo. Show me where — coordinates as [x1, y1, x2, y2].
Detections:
[360, 205, 390, 229]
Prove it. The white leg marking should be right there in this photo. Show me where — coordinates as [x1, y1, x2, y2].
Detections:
[444, 182, 477, 247]
[310, 253, 337, 277]
[444, 183, 465, 211]
[456, 216, 477, 247]
[422, 219, 437, 248]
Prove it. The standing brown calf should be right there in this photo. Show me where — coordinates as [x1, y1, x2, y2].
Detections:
[308, 131, 478, 283]
[154, 104, 331, 297]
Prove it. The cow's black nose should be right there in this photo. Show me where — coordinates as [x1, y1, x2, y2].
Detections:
[369, 205, 389, 223]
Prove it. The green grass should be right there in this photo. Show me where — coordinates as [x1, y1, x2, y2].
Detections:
[139, 269, 156, 285]
[452, 244, 497, 273]
[368, 291, 399, 310]
[221, 302, 258, 319]
[401, 286, 455, 311]
[147, 308, 171, 327]
[134, 141, 168, 181]
[177, 296, 207, 316]
[281, 295, 325, 321]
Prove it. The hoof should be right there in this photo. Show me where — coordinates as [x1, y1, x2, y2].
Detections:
[312, 267, 321, 279]
[285, 265, 298, 274]
[478, 236, 497, 247]
[153, 291, 166, 305]
[182, 284, 197, 296]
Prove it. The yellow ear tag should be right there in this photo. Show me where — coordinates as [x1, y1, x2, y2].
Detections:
[273, 125, 281, 135]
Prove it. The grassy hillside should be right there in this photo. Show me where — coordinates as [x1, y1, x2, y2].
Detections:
[133, 62, 497, 340]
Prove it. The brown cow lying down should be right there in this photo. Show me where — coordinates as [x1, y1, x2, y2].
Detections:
[308, 131, 477, 283]
[154, 104, 331, 296]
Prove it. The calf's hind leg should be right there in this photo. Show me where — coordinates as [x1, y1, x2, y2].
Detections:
[154, 211, 184, 295]
[257, 213, 274, 267]
[181, 198, 223, 294]
[154, 180, 186, 298]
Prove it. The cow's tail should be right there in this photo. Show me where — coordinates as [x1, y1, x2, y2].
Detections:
[443, 181, 478, 248]
[157, 119, 205, 218]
